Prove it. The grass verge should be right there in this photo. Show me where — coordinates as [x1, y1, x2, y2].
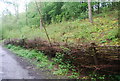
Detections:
[5, 44, 79, 78]
[5, 44, 54, 70]
[5, 44, 120, 80]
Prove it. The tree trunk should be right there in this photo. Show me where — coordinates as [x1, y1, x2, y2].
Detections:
[40, 18, 43, 29]
[35, 1, 43, 29]
[97, 2, 100, 14]
[35, 1, 52, 47]
[25, 1, 28, 25]
[88, 0, 93, 23]
[16, 5, 19, 20]
[13, 0, 19, 22]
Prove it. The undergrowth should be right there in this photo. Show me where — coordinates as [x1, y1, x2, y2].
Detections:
[6, 44, 53, 69]
[5, 44, 120, 80]
[2, 10, 119, 45]
[5, 44, 79, 78]
[53, 52, 79, 78]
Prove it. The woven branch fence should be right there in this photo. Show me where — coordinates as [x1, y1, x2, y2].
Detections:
[4, 38, 120, 74]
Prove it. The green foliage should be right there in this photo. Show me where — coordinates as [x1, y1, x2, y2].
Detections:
[1, 2, 119, 44]
[60, 46, 70, 52]
[68, 72, 79, 79]
[2, 2, 120, 79]
[53, 53, 64, 64]
[100, 40, 107, 43]
[7, 44, 13, 49]
[53, 68, 69, 75]
[53, 52, 78, 77]
[6, 44, 53, 69]
[2, 10, 119, 45]
[6, 44, 79, 78]
[89, 74, 120, 81]
[89, 74, 105, 80]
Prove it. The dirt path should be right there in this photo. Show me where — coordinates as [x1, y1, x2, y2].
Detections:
[0, 46, 66, 79]
[0, 46, 38, 79]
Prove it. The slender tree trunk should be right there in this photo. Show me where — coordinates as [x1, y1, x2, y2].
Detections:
[13, 0, 19, 22]
[88, 0, 93, 23]
[16, 5, 19, 20]
[40, 18, 43, 29]
[25, 1, 28, 25]
[35, 1, 52, 47]
[97, 2, 100, 14]
[1, 12, 4, 40]
[35, 1, 43, 29]
[14, 7, 17, 21]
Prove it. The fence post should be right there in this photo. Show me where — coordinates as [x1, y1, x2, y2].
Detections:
[91, 43, 98, 65]
[22, 38, 26, 47]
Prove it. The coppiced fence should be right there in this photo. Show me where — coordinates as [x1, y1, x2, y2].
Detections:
[4, 38, 120, 74]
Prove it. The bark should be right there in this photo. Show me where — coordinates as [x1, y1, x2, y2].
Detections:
[40, 18, 43, 29]
[35, 1, 52, 47]
[35, 1, 43, 29]
[11, 0, 19, 22]
[88, 0, 93, 23]
[97, 2, 100, 14]
[25, 1, 28, 25]
[16, 5, 19, 21]
[13, 0, 19, 22]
